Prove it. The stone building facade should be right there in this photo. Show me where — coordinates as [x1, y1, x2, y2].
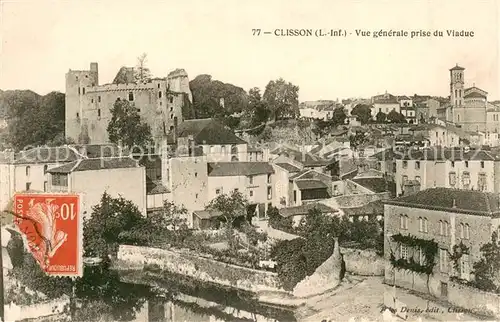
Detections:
[65, 63, 193, 145]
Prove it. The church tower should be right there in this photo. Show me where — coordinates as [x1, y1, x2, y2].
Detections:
[450, 64, 465, 107]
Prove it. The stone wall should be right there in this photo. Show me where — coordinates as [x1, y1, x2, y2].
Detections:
[117, 245, 284, 293]
[341, 247, 384, 276]
[448, 280, 500, 318]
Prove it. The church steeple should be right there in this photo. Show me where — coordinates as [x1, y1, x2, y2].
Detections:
[450, 64, 465, 108]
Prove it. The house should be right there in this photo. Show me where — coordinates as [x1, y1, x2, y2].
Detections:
[340, 199, 384, 222]
[166, 118, 248, 162]
[273, 161, 303, 207]
[0, 146, 83, 211]
[298, 100, 342, 121]
[394, 147, 499, 196]
[398, 96, 417, 124]
[278, 202, 338, 227]
[168, 157, 275, 227]
[372, 92, 400, 117]
[369, 149, 396, 180]
[192, 209, 222, 230]
[47, 157, 147, 218]
[270, 146, 332, 173]
[289, 169, 332, 207]
[384, 188, 500, 299]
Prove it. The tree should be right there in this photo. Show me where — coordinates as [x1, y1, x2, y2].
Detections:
[350, 104, 373, 124]
[134, 53, 152, 83]
[263, 78, 299, 121]
[5, 90, 65, 151]
[472, 231, 500, 292]
[387, 110, 407, 123]
[146, 201, 191, 244]
[267, 206, 293, 233]
[107, 99, 153, 150]
[83, 192, 149, 258]
[189, 75, 249, 119]
[331, 107, 347, 126]
[206, 190, 249, 229]
[376, 111, 387, 123]
[247, 87, 270, 126]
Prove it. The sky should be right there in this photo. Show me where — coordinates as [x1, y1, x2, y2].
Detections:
[1, 0, 499, 101]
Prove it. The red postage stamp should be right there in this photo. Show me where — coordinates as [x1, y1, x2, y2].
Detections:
[13, 193, 83, 277]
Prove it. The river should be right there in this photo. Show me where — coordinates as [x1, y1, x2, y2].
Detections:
[70, 265, 297, 322]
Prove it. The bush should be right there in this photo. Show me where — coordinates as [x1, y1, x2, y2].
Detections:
[270, 238, 307, 291]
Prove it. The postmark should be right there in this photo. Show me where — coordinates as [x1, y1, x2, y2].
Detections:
[13, 193, 83, 277]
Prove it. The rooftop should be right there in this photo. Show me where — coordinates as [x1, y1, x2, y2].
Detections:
[275, 162, 301, 173]
[351, 177, 389, 193]
[341, 200, 385, 217]
[207, 162, 274, 177]
[450, 64, 465, 71]
[271, 147, 331, 167]
[47, 157, 139, 173]
[193, 209, 223, 220]
[385, 188, 500, 217]
[295, 179, 329, 190]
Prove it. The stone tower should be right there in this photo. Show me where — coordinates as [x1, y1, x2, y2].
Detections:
[450, 64, 465, 107]
[65, 63, 99, 143]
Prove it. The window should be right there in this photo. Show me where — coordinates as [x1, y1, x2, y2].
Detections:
[158, 84, 160, 88]
[444, 221, 449, 236]
[460, 254, 470, 280]
[400, 214, 408, 230]
[439, 220, 443, 235]
[267, 186, 272, 199]
[43, 181, 48, 192]
[78, 87, 80, 95]
[249, 190, 254, 197]
[215, 188, 221, 195]
[415, 176, 421, 183]
[423, 218, 428, 233]
[439, 248, 448, 272]
[402, 175, 408, 184]
[234, 188, 239, 193]
[52, 174, 68, 187]
[91, 98, 94, 103]
[98, 109, 101, 117]
[400, 245, 408, 260]
[248, 176, 254, 185]
[25, 182, 31, 191]
[76, 112, 80, 118]
[418, 247, 426, 265]
[419, 217, 424, 232]
[26, 166, 30, 176]
[451, 161, 455, 168]
[170, 107, 173, 112]
[194, 172, 198, 178]
[169, 126, 174, 131]
[481, 161, 485, 169]
[169, 97, 173, 103]
[402, 161, 408, 169]
[158, 91, 162, 98]
[478, 173, 487, 191]
[128, 92, 134, 101]
[465, 161, 469, 168]
[267, 174, 271, 184]
[449, 172, 456, 186]
[293, 190, 297, 203]
[462, 171, 470, 189]
[82, 88, 85, 95]
[460, 223, 464, 239]
[98, 96, 101, 102]
[415, 161, 420, 170]
[43, 165, 48, 174]
[464, 224, 470, 239]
